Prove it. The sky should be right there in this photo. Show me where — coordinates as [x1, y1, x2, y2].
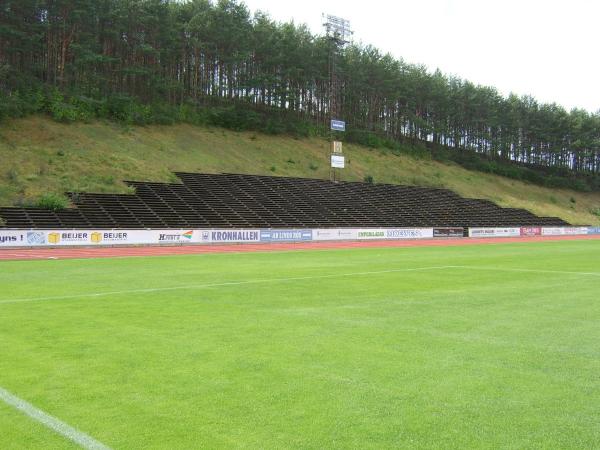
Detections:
[241, 0, 599, 113]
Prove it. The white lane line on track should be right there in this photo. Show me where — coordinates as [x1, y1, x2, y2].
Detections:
[452, 266, 600, 277]
[0, 387, 111, 450]
[0, 253, 62, 259]
[0, 266, 458, 305]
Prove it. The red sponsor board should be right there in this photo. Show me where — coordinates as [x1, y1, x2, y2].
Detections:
[521, 227, 542, 237]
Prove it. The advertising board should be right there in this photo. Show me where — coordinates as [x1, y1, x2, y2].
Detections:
[383, 229, 434, 239]
[36, 230, 133, 246]
[541, 227, 589, 236]
[156, 230, 196, 243]
[312, 228, 434, 241]
[199, 229, 260, 244]
[9, 225, 593, 247]
[0, 230, 199, 247]
[356, 230, 386, 239]
[312, 229, 358, 241]
[433, 228, 464, 238]
[260, 230, 313, 242]
[1, 227, 443, 246]
[520, 227, 542, 237]
[0, 230, 27, 247]
[566, 227, 589, 235]
[469, 228, 521, 238]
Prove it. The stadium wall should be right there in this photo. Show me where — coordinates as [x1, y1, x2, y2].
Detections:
[0, 227, 593, 248]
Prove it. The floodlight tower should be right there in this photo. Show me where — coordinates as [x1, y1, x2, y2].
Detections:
[323, 14, 353, 183]
[323, 14, 352, 122]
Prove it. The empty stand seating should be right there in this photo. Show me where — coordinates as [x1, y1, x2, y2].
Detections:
[0, 173, 569, 229]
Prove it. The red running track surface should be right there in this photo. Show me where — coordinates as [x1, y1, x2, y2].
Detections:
[1, 235, 599, 261]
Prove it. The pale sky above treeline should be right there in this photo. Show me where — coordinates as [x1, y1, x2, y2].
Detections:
[242, 0, 599, 112]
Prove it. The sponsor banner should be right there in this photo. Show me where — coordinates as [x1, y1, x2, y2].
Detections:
[0, 230, 199, 247]
[51, 230, 151, 246]
[0, 230, 27, 247]
[27, 231, 46, 245]
[357, 229, 432, 240]
[200, 229, 260, 244]
[469, 227, 521, 238]
[520, 227, 542, 237]
[383, 228, 434, 239]
[313, 229, 358, 241]
[1, 230, 133, 247]
[90, 231, 131, 244]
[312, 228, 434, 241]
[542, 227, 589, 236]
[260, 229, 313, 242]
[2, 228, 304, 246]
[433, 228, 464, 238]
[565, 227, 589, 236]
[156, 230, 195, 243]
[357, 230, 386, 240]
[45, 230, 132, 245]
[18, 224, 591, 246]
[541, 227, 562, 236]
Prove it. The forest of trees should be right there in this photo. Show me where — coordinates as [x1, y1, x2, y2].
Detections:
[1, 0, 600, 190]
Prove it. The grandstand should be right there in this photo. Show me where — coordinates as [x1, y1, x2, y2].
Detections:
[0, 173, 568, 230]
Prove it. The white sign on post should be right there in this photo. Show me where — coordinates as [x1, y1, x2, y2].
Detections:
[331, 155, 345, 169]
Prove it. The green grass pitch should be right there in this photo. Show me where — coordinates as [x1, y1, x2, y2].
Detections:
[1, 240, 599, 449]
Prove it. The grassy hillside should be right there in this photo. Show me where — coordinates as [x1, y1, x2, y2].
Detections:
[1, 116, 599, 225]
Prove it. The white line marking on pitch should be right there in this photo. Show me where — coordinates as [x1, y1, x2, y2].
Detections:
[3, 265, 598, 306]
[0, 386, 111, 450]
[452, 266, 600, 277]
[0, 266, 458, 305]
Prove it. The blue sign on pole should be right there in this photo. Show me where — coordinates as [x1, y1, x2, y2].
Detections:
[331, 120, 346, 132]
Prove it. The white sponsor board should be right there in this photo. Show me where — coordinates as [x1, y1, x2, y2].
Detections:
[313, 229, 358, 241]
[331, 155, 345, 169]
[199, 229, 261, 244]
[384, 228, 434, 239]
[10, 225, 581, 247]
[0, 230, 27, 247]
[313, 228, 433, 241]
[0, 230, 199, 247]
[356, 229, 434, 240]
[469, 227, 521, 238]
[541, 227, 589, 236]
[1, 228, 437, 247]
[356, 230, 387, 240]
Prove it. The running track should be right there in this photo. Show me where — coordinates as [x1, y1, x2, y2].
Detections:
[1, 235, 599, 261]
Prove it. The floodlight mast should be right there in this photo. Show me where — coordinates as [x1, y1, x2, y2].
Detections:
[324, 14, 353, 45]
[323, 14, 353, 183]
